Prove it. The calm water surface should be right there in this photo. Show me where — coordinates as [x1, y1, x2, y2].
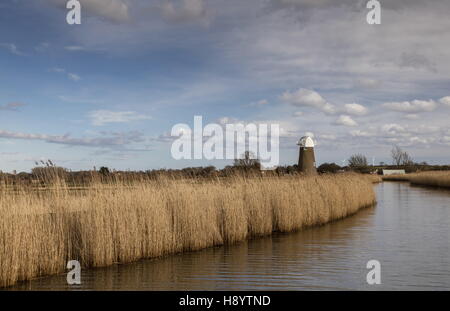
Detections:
[10, 182, 450, 290]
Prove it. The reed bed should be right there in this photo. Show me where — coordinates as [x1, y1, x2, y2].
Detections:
[408, 171, 450, 188]
[364, 174, 383, 184]
[382, 171, 450, 189]
[0, 174, 376, 288]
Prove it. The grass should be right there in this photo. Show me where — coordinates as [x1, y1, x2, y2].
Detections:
[382, 171, 450, 188]
[0, 174, 376, 288]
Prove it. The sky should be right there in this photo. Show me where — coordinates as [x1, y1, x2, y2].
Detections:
[0, 0, 450, 172]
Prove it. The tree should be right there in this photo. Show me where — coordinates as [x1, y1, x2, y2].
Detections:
[233, 151, 261, 169]
[348, 154, 368, 167]
[99, 166, 110, 176]
[318, 163, 342, 174]
[391, 146, 413, 166]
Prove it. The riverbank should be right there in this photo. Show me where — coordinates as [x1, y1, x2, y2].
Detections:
[0, 174, 376, 288]
[382, 171, 450, 189]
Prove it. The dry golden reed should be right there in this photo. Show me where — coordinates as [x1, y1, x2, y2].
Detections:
[382, 171, 450, 188]
[0, 174, 376, 288]
[363, 174, 382, 184]
[408, 171, 450, 188]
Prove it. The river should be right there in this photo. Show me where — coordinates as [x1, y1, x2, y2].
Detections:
[9, 181, 450, 290]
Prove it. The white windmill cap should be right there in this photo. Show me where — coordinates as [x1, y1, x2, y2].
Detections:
[297, 136, 315, 147]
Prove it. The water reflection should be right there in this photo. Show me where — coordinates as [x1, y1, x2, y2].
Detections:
[9, 182, 450, 290]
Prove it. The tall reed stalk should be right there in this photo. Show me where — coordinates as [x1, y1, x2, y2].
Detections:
[382, 171, 450, 188]
[0, 174, 376, 288]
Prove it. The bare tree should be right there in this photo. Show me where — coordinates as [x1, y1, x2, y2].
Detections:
[233, 151, 261, 169]
[348, 154, 368, 167]
[391, 146, 413, 166]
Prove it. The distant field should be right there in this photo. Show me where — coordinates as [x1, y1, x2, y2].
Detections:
[382, 171, 450, 188]
[0, 174, 376, 288]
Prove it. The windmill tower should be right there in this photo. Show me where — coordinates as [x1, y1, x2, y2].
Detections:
[297, 136, 317, 175]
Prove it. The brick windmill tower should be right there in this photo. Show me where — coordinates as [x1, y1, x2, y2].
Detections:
[297, 136, 317, 175]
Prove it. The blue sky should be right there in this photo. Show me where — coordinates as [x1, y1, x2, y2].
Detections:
[1, 0, 450, 172]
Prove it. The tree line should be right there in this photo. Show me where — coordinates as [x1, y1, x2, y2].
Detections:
[318, 145, 449, 174]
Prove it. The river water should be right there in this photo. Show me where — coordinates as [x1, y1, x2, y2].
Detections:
[9, 182, 450, 290]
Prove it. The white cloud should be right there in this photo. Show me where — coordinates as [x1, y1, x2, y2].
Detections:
[304, 131, 315, 138]
[68, 73, 81, 81]
[439, 96, 450, 107]
[344, 103, 368, 116]
[383, 99, 437, 113]
[281, 88, 337, 115]
[281, 88, 325, 107]
[334, 115, 357, 127]
[89, 110, 152, 126]
[381, 123, 408, 136]
[322, 102, 338, 115]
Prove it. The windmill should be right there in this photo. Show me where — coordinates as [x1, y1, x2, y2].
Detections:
[297, 136, 317, 175]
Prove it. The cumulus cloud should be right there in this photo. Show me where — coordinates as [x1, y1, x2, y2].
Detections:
[383, 100, 437, 113]
[282, 88, 325, 107]
[89, 110, 152, 126]
[45, 0, 129, 23]
[343, 121, 450, 149]
[381, 123, 407, 136]
[281, 88, 337, 115]
[344, 103, 368, 116]
[439, 96, 450, 107]
[334, 115, 358, 127]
